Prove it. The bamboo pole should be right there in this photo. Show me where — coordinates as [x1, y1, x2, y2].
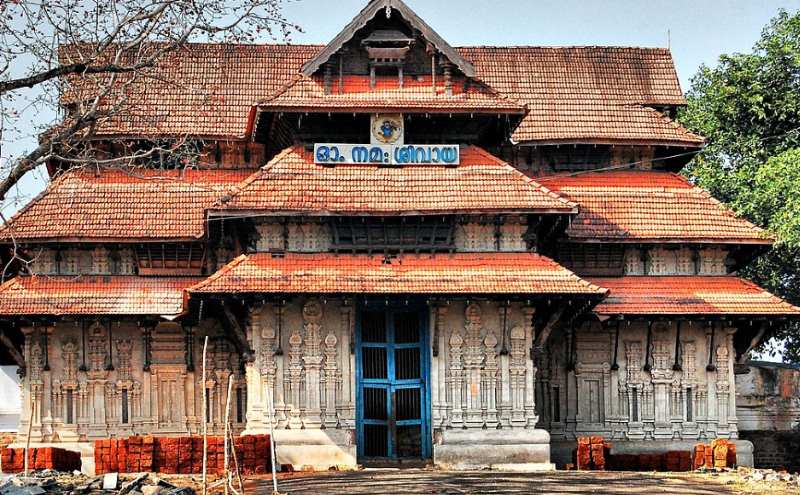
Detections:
[223, 374, 234, 495]
[201, 336, 208, 495]
[266, 383, 279, 495]
[24, 398, 34, 476]
[227, 427, 244, 494]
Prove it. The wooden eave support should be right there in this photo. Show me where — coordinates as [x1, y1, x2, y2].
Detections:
[221, 301, 255, 363]
[0, 329, 25, 369]
[530, 306, 566, 359]
[737, 321, 768, 365]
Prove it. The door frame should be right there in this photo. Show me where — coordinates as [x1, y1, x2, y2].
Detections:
[354, 301, 432, 460]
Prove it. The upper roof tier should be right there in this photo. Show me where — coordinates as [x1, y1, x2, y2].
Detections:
[212, 145, 577, 216]
[58, 41, 701, 146]
[542, 170, 771, 245]
[0, 168, 253, 242]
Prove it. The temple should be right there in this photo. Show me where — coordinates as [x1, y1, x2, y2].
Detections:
[1, 0, 798, 472]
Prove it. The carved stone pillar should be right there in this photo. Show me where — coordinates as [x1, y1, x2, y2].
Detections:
[522, 306, 537, 428]
[301, 299, 324, 428]
[447, 329, 464, 426]
[482, 332, 499, 428]
[338, 301, 355, 428]
[463, 304, 484, 427]
[323, 331, 340, 427]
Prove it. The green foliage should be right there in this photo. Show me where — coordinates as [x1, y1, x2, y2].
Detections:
[678, 9, 800, 363]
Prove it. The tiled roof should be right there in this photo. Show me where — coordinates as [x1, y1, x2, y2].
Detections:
[460, 46, 703, 145]
[258, 74, 525, 113]
[541, 171, 771, 244]
[0, 275, 199, 316]
[215, 145, 576, 215]
[591, 276, 800, 316]
[61, 43, 321, 138]
[0, 168, 253, 242]
[189, 252, 608, 296]
[63, 43, 700, 145]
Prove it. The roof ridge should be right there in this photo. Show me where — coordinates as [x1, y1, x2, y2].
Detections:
[669, 173, 770, 237]
[214, 145, 299, 208]
[187, 253, 250, 293]
[469, 146, 578, 210]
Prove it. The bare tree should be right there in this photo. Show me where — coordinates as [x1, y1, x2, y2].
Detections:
[0, 0, 298, 205]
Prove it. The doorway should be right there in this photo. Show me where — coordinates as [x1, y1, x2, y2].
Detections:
[355, 305, 431, 461]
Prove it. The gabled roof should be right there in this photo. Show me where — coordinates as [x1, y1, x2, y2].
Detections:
[541, 171, 771, 244]
[0, 275, 199, 317]
[58, 43, 697, 145]
[258, 74, 525, 114]
[591, 276, 800, 317]
[300, 0, 476, 78]
[459, 46, 703, 146]
[213, 145, 577, 216]
[0, 168, 253, 242]
[189, 252, 607, 296]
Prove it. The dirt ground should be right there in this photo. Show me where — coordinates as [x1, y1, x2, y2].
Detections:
[245, 469, 800, 495]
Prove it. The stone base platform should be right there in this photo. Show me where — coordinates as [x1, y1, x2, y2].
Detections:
[550, 439, 754, 469]
[270, 429, 357, 471]
[433, 429, 554, 471]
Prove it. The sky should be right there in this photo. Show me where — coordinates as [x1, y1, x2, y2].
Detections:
[3, 0, 800, 213]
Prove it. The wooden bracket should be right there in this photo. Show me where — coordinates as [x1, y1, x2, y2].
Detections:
[221, 302, 255, 363]
[0, 329, 25, 369]
[530, 307, 565, 359]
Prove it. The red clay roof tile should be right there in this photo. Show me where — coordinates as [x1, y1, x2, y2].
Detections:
[591, 276, 800, 316]
[258, 74, 525, 113]
[63, 43, 698, 145]
[0, 168, 252, 242]
[541, 171, 770, 244]
[0, 275, 199, 316]
[189, 252, 608, 296]
[215, 145, 576, 215]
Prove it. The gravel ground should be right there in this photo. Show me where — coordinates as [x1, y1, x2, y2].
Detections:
[245, 469, 800, 495]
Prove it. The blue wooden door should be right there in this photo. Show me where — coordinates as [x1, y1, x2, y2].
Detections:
[356, 306, 431, 459]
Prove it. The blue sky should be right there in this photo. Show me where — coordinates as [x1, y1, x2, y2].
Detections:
[3, 0, 800, 213]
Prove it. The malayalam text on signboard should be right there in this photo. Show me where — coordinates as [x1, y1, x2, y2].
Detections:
[314, 144, 460, 165]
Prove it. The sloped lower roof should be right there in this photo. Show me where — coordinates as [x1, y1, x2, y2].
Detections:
[0, 168, 253, 242]
[214, 145, 576, 215]
[0, 275, 199, 317]
[189, 252, 607, 296]
[591, 276, 800, 316]
[541, 171, 771, 244]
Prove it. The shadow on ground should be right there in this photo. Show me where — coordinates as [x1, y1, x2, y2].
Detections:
[247, 469, 741, 494]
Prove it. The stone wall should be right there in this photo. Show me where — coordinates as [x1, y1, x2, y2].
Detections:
[253, 218, 530, 254]
[18, 319, 247, 443]
[537, 320, 739, 442]
[736, 362, 800, 471]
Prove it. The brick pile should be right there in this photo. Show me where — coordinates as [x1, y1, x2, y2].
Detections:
[571, 436, 694, 472]
[1, 447, 81, 472]
[94, 435, 270, 475]
[574, 436, 612, 470]
[692, 439, 737, 470]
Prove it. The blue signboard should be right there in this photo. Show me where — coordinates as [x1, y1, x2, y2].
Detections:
[314, 144, 460, 165]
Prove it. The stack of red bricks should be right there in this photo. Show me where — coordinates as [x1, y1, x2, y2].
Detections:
[1, 447, 81, 473]
[574, 436, 611, 470]
[692, 439, 737, 470]
[605, 451, 692, 472]
[94, 434, 270, 475]
[571, 436, 693, 472]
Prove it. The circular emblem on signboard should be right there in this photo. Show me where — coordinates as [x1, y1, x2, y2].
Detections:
[371, 114, 403, 144]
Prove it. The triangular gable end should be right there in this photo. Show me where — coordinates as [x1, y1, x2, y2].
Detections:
[301, 0, 476, 78]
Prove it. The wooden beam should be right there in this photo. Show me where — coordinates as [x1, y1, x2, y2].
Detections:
[0, 329, 25, 369]
[531, 307, 566, 356]
[221, 302, 255, 363]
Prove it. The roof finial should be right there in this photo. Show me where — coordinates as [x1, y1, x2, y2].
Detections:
[385, 4, 392, 18]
